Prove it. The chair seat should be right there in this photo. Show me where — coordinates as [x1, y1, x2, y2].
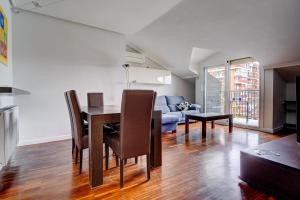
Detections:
[105, 133, 121, 156]
[162, 114, 180, 124]
[81, 126, 117, 149]
[84, 121, 119, 133]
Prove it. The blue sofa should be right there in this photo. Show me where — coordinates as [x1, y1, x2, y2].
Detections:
[155, 96, 201, 133]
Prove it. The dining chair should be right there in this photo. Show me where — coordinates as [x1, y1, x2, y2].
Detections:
[105, 90, 155, 188]
[87, 92, 103, 108]
[64, 92, 75, 155]
[66, 90, 89, 174]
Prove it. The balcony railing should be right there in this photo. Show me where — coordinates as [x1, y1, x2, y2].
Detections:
[230, 90, 259, 123]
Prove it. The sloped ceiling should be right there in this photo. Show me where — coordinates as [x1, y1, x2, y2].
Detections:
[13, 0, 300, 78]
[13, 0, 182, 34]
[128, 0, 300, 77]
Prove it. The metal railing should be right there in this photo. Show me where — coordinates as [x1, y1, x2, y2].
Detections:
[230, 90, 259, 122]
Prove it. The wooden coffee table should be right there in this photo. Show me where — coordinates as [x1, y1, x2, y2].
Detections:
[185, 113, 233, 138]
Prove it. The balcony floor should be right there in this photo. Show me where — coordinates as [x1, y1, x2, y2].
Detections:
[233, 117, 259, 127]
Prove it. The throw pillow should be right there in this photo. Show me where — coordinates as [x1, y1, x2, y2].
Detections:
[176, 101, 191, 111]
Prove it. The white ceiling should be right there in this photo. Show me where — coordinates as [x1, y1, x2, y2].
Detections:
[14, 0, 300, 78]
[128, 0, 300, 77]
[14, 0, 182, 34]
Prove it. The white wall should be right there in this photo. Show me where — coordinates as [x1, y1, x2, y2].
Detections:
[13, 12, 195, 145]
[262, 69, 274, 131]
[0, 0, 13, 108]
[13, 12, 126, 145]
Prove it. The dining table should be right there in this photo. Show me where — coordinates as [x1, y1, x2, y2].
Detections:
[81, 105, 162, 188]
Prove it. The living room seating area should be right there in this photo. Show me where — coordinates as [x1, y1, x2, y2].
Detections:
[155, 95, 201, 133]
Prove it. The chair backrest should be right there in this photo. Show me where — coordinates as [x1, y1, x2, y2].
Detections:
[87, 93, 103, 108]
[66, 90, 85, 148]
[64, 92, 74, 139]
[120, 90, 155, 158]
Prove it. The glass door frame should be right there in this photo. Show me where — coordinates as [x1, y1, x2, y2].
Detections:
[203, 61, 261, 129]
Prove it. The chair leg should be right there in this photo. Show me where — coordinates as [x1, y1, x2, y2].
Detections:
[135, 156, 138, 164]
[146, 154, 150, 180]
[105, 143, 109, 170]
[116, 155, 119, 167]
[120, 159, 124, 188]
[72, 138, 75, 155]
[75, 146, 78, 164]
[79, 149, 83, 174]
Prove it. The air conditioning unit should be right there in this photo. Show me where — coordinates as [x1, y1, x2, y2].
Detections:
[125, 52, 145, 64]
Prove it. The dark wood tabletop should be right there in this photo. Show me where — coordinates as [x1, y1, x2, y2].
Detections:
[81, 106, 162, 188]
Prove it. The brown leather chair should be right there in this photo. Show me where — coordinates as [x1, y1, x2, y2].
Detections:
[66, 90, 89, 174]
[64, 92, 75, 156]
[87, 93, 103, 108]
[105, 90, 155, 188]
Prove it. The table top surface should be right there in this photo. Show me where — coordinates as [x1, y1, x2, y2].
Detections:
[241, 134, 300, 171]
[82, 105, 161, 116]
[81, 105, 121, 115]
[187, 112, 232, 118]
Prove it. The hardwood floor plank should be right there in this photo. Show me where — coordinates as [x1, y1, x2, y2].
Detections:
[0, 123, 287, 199]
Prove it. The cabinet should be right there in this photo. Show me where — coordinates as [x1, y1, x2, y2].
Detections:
[128, 66, 171, 85]
[0, 106, 19, 170]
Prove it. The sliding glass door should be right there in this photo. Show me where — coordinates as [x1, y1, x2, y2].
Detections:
[229, 59, 260, 127]
[204, 58, 260, 128]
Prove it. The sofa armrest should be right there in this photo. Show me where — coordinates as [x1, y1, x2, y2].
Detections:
[190, 104, 202, 112]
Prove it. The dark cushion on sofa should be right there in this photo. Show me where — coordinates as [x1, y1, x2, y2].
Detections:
[166, 96, 184, 111]
[155, 96, 170, 114]
[162, 114, 180, 125]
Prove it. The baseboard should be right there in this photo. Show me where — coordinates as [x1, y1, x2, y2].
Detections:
[261, 126, 283, 134]
[18, 134, 71, 146]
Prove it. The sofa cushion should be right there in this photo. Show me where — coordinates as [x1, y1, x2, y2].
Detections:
[166, 96, 185, 111]
[155, 96, 170, 114]
[162, 114, 180, 125]
[166, 111, 183, 119]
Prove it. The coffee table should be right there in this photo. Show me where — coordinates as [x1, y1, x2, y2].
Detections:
[185, 113, 233, 138]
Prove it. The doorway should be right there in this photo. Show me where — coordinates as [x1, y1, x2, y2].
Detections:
[204, 58, 260, 128]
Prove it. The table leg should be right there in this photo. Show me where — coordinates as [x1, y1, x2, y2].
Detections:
[202, 120, 207, 138]
[211, 121, 215, 129]
[88, 115, 103, 188]
[185, 115, 189, 133]
[229, 115, 233, 133]
[151, 111, 162, 168]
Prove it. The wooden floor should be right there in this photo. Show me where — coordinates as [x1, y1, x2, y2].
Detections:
[0, 123, 288, 200]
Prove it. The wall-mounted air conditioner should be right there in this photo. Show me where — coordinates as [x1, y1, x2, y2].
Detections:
[128, 66, 171, 85]
[125, 52, 145, 64]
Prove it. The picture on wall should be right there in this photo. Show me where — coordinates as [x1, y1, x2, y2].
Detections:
[0, 5, 8, 65]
